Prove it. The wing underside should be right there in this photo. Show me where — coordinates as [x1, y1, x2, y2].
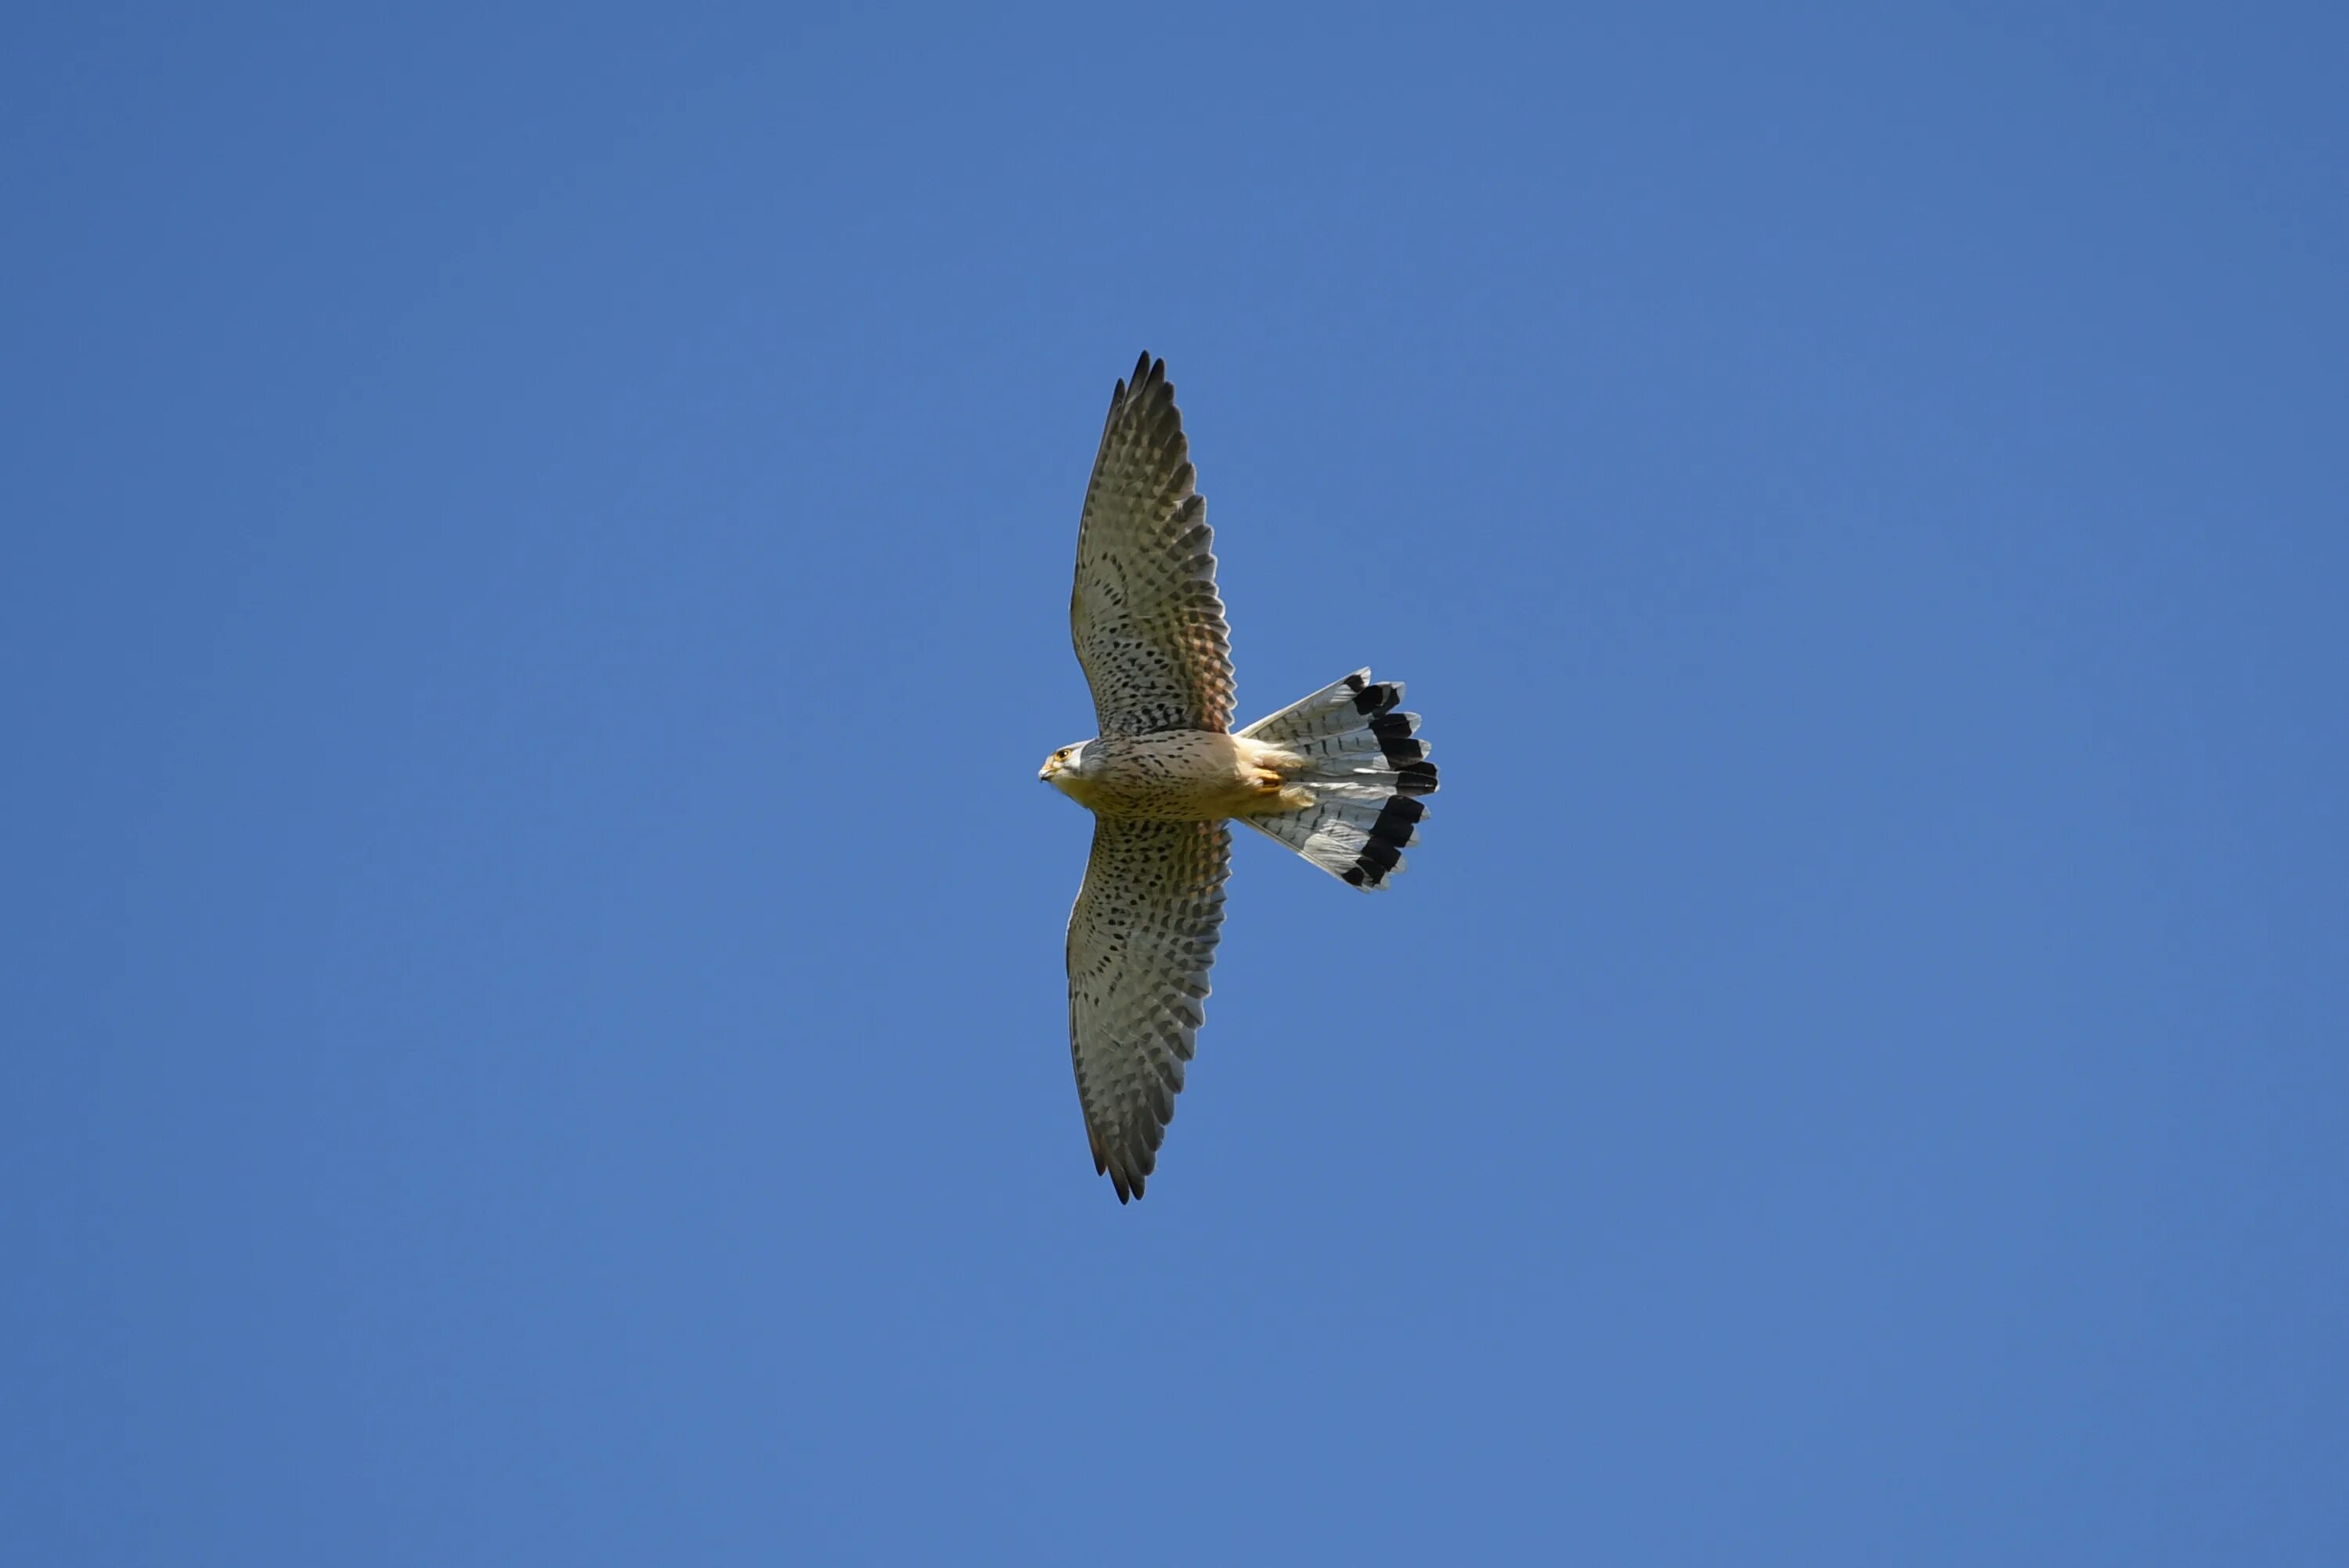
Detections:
[1070, 352, 1235, 736]
[1065, 817, 1231, 1201]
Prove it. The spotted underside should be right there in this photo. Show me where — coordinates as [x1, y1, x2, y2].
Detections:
[1065, 818, 1230, 1201]
[1070, 352, 1236, 737]
[1062, 353, 1243, 1201]
[1055, 353, 1436, 1202]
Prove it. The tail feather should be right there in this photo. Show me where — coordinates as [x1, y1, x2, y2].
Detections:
[1238, 670, 1439, 890]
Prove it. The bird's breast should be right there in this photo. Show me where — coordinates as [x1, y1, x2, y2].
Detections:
[1069, 732, 1293, 821]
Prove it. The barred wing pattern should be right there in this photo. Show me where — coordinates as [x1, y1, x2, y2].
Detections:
[1070, 352, 1236, 735]
[1066, 818, 1231, 1202]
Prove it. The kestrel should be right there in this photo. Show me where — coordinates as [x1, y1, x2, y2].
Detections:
[1040, 352, 1440, 1202]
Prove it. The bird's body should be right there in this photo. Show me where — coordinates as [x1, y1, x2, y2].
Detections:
[1044, 731, 1306, 820]
[1042, 352, 1439, 1202]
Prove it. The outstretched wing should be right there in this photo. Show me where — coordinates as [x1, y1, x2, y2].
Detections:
[1066, 817, 1231, 1202]
[1070, 352, 1236, 735]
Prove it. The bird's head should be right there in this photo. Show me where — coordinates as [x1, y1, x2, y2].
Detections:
[1039, 741, 1092, 796]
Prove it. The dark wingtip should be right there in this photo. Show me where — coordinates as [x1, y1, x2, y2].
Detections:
[1099, 1147, 1142, 1203]
[1396, 760, 1440, 796]
[1112, 349, 1156, 409]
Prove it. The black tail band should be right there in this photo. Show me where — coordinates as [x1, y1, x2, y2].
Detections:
[1340, 794, 1426, 888]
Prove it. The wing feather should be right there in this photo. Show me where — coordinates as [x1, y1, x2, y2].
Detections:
[1070, 352, 1236, 735]
[1065, 818, 1230, 1202]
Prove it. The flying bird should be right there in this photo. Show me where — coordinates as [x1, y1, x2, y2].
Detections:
[1041, 352, 1440, 1202]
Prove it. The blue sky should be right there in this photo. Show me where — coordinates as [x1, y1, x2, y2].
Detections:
[5, 2, 2344, 1562]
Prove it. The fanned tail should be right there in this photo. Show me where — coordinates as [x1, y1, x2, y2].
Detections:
[1236, 671, 1439, 890]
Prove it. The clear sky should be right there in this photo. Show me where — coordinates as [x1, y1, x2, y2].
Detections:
[6, 3, 2344, 1563]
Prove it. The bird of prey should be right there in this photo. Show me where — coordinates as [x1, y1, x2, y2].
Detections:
[1040, 352, 1440, 1202]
